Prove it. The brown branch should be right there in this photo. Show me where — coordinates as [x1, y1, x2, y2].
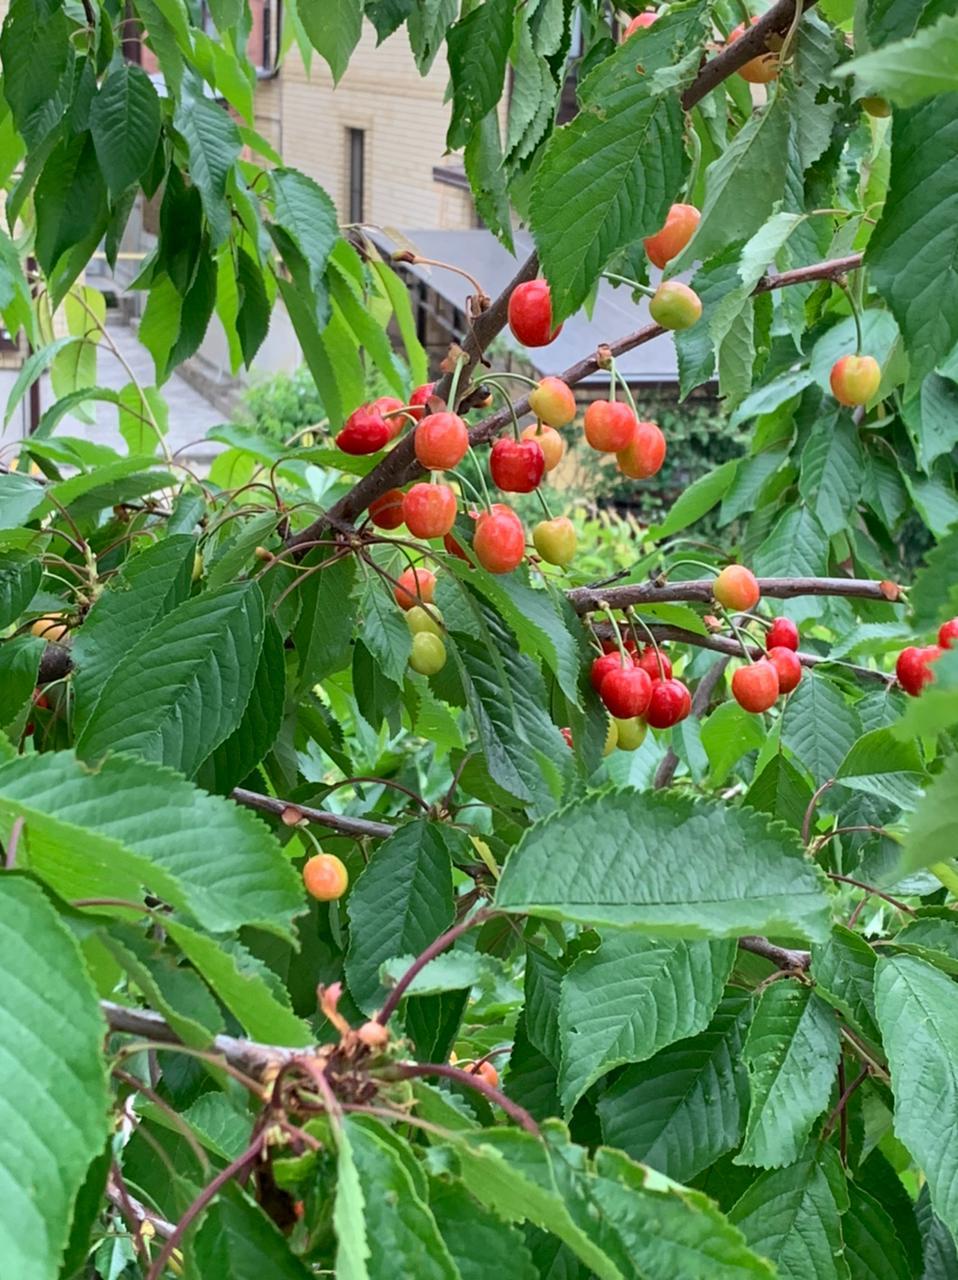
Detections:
[738, 935, 811, 971]
[231, 787, 395, 840]
[106, 1177, 175, 1240]
[376, 909, 493, 1026]
[653, 656, 729, 789]
[570, 576, 901, 613]
[828, 872, 915, 915]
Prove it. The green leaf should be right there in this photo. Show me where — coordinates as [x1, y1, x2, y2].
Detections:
[495, 789, 832, 940]
[530, 4, 709, 320]
[597, 993, 751, 1183]
[3, 338, 75, 428]
[902, 373, 958, 472]
[836, 13, 958, 105]
[76, 581, 266, 777]
[33, 131, 108, 282]
[653, 459, 738, 538]
[735, 983, 840, 1169]
[557, 933, 735, 1113]
[360, 580, 412, 685]
[843, 1183, 913, 1280]
[235, 248, 271, 366]
[0, 0, 73, 148]
[835, 727, 925, 810]
[429, 1178, 539, 1280]
[345, 821, 455, 1015]
[334, 1118, 371, 1280]
[753, 508, 830, 624]
[0, 750, 302, 936]
[139, 275, 183, 384]
[269, 167, 339, 308]
[898, 753, 958, 878]
[192, 1187, 315, 1277]
[342, 1118, 459, 1279]
[745, 754, 814, 832]
[0, 634, 44, 737]
[811, 924, 881, 1046]
[675, 249, 741, 397]
[293, 550, 356, 688]
[71, 534, 197, 730]
[866, 95, 958, 383]
[781, 672, 863, 786]
[892, 915, 958, 975]
[165, 919, 311, 1046]
[447, 0, 514, 148]
[463, 111, 515, 253]
[916, 1183, 958, 1280]
[730, 1146, 850, 1280]
[299, 0, 363, 82]
[0, 877, 109, 1280]
[799, 415, 864, 537]
[173, 83, 242, 247]
[90, 62, 161, 197]
[910, 525, 958, 627]
[524, 944, 564, 1066]
[701, 701, 767, 787]
[875, 954, 958, 1242]
[0, 552, 40, 628]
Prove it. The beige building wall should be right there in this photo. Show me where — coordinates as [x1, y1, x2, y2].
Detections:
[263, 24, 476, 232]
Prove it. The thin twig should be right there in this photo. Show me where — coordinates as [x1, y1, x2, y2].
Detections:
[231, 787, 395, 840]
[828, 872, 915, 915]
[802, 779, 836, 845]
[738, 936, 811, 971]
[388, 1061, 540, 1136]
[376, 909, 493, 1025]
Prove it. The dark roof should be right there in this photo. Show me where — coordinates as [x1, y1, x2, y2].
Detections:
[370, 228, 681, 385]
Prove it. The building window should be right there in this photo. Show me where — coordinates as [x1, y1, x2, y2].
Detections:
[347, 128, 365, 224]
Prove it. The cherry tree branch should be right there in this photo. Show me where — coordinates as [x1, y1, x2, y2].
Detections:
[681, 0, 819, 109]
[231, 787, 395, 840]
[102, 1001, 298, 1078]
[570, 575, 900, 612]
[738, 936, 811, 970]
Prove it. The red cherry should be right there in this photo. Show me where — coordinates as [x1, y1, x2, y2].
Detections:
[644, 204, 700, 270]
[507, 280, 562, 347]
[896, 645, 942, 696]
[489, 437, 545, 493]
[473, 505, 526, 573]
[527, 377, 576, 428]
[637, 646, 672, 680]
[939, 618, 958, 649]
[591, 651, 631, 693]
[473, 1060, 499, 1088]
[370, 396, 406, 441]
[617, 420, 666, 479]
[624, 10, 656, 36]
[714, 565, 761, 612]
[402, 484, 458, 539]
[601, 637, 637, 656]
[830, 355, 881, 408]
[560, 726, 574, 749]
[767, 617, 799, 651]
[584, 401, 636, 453]
[415, 412, 469, 470]
[394, 567, 436, 610]
[443, 529, 469, 560]
[409, 382, 437, 421]
[599, 665, 652, 719]
[369, 489, 405, 530]
[767, 646, 802, 695]
[645, 678, 691, 729]
[336, 404, 391, 454]
[728, 17, 779, 84]
[731, 660, 780, 713]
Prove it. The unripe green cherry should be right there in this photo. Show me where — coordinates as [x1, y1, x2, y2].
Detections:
[532, 516, 577, 566]
[409, 631, 447, 675]
[603, 718, 618, 756]
[649, 281, 702, 330]
[614, 716, 647, 751]
[406, 604, 444, 637]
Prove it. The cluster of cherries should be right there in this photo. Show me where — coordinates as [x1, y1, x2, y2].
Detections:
[896, 619, 958, 696]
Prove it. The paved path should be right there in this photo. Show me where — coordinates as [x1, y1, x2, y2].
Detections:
[2, 317, 228, 465]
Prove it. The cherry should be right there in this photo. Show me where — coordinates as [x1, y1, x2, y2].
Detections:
[637, 646, 671, 680]
[714, 564, 761, 612]
[356, 1021, 390, 1050]
[592, 651, 630, 693]
[473, 1060, 499, 1088]
[415, 412, 469, 470]
[443, 529, 469, 560]
[599, 665, 653, 718]
[409, 632, 447, 675]
[533, 517, 577, 566]
[732, 660, 780, 713]
[508, 280, 562, 347]
[527, 377, 576, 427]
[614, 716, 648, 751]
[604, 718, 618, 755]
[728, 18, 779, 84]
[406, 605, 443, 637]
[490, 437, 545, 492]
[560, 726, 574, 749]
[473, 505, 526, 574]
[30, 615, 69, 643]
[861, 96, 891, 118]
[370, 395, 406, 441]
[32, 689, 51, 710]
[939, 618, 958, 649]
[601, 637, 637, 656]
[521, 423, 565, 471]
[624, 10, 657, 36]
[402, 483, 457, 539]
[617, 420, 666, 479]
[336, 404, 391, 454]
[394, 566, 437, 610]
[645, 678, 691, 728]
[369, 488, 405, 530]
[767, 646, 802, 695]
[766, 617, 799, 651]
[649, 281, 702, 330]
[409, 381, 437, 421]
[303, 853, 349, 901]
[830, 355, 881, 407]
[584, 400, 636, 453]
[644, 203, 701, 270]
[896, 645, 942, 696]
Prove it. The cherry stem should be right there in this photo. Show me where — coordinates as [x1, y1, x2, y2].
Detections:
[609, 355, 640, 418]
[598, 600, 630, 668]
[376, 908, 493, 1025]
[719, 606, 756, 663]
[485, 370, 539, 389]
[835, 277, 864, 356]
[606, 356, 618, 405]
[626, 608, 665, 679]
[683, 119, 703, 204]
[399, 254, 487, 301]
[603, 271, 656, 299]
[447, 356, 466, 414]
[667, 557, 719, 577]
[533, 486, 554, 522]
[449, 467, 487, 508]
[466, 446, 494, 510]
[482, 376, 523, 440]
